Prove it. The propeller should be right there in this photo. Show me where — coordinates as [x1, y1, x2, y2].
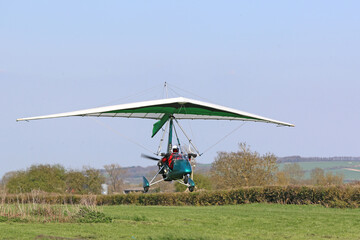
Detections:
[141, 153, 161, 161]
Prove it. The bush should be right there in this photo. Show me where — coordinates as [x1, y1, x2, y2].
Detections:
[74, 207, 112, 223]
[2, 186, 360, 208]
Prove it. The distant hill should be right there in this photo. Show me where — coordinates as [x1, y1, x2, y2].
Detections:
[277, 156, 360, 163]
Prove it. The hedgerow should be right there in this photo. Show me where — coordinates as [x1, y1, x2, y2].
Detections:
[2, 186, 359, 208]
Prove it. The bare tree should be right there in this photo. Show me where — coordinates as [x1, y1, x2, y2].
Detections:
[276, 171, 290, 186]
[278, 163, 304, 185]
[310, 168, 343, 186]
[310, 168, 325, 185]
[104, 164, 127, 193]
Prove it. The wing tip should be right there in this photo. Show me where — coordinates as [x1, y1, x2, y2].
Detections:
[279, 123, 295, 127]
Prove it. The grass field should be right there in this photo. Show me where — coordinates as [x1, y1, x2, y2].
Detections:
[0, 204, 359, 240]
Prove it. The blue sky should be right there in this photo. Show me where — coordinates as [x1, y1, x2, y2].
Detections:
[1, 1, 359, 177]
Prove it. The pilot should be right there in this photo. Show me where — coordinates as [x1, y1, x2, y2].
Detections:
[161, 145, 179, 170]
[172, 145, 179, 154]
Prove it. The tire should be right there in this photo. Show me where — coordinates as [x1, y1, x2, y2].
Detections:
[188, 186, 194, 192]
[143, 187, 149, 193]
[184, 175, 189, 184]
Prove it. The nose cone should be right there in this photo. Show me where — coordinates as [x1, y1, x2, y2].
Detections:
[183, 163, 192, 174]
[173, 159, 192, 178]
[176, 159, 192, 173]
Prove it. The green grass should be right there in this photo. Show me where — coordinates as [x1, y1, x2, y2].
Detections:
[0, 204, 360, 239]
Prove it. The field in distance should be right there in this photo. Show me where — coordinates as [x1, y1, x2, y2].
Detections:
[278, 161, 360, 181]
[123, 160, 360, 184]
[1, 204, 359, 239]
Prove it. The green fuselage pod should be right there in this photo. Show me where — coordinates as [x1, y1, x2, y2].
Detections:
[164, 154, 192, 181]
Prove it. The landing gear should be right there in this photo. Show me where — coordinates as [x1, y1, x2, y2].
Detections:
[176, 177, 195, 192]
[162, 166, 169, 179]
[184, 174, 189, 184]
[142, 176, 150, 193]
[188, 177, 195, 192]
[142, 166, 166, 193]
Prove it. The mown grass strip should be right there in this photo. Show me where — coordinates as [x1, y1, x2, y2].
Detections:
[0, 204, 359, 240]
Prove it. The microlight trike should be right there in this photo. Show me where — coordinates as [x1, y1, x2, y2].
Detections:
[17, 95, 294, 192]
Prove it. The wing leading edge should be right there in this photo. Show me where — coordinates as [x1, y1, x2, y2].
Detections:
[16, 97, 294, 127]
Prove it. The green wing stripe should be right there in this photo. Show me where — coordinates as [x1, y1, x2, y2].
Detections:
[105, 103, 261, 121]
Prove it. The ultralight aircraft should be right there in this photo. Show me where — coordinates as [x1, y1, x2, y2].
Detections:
[17, 93, 294, 192]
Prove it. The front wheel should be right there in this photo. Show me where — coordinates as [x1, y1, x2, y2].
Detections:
[184, 174, 189, 184]
[143, 186, 149, 193]
[188, 186, 194, 192]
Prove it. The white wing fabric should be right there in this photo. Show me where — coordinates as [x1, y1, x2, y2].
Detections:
[17, 97, 294, 127]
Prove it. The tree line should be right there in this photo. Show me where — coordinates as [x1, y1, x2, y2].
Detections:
[1, 164, 127, 194]
[1, 143, 346, 194]
[167, 143, 345, 192]
[174, 143, 344, 192]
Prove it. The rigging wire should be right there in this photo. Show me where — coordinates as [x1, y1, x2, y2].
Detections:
[200, 122, 247, 155]
[167, 86, 182, 98]
[166, 82, 214, 103]
[173, 123, 183, 154]
[166, 86, 197, 146]
[174, 118, 201, 156]
[167, 84, 204, 150]
[90, 118, 156, 155]
[163, 82, 168, 98]
[182, 104, 196, 148]
[95, 83, 163, 107]
[156, 121, 169, 155]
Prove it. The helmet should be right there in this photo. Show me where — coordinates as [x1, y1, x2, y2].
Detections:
[172, 145, 179, 153]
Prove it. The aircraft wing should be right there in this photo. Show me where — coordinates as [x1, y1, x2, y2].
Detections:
[16, 97, 294, 127]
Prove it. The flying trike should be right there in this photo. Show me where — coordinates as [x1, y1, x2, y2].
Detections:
[17, 92, 294, 192]
[141, 145, 196, 192]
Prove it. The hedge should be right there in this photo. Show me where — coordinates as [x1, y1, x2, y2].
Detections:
[2, 186, 359, 208]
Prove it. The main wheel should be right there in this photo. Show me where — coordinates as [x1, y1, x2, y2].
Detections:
[184, 174, 189, 184]
[188, 186, 194, 192]
[143, 186, 149, 193]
